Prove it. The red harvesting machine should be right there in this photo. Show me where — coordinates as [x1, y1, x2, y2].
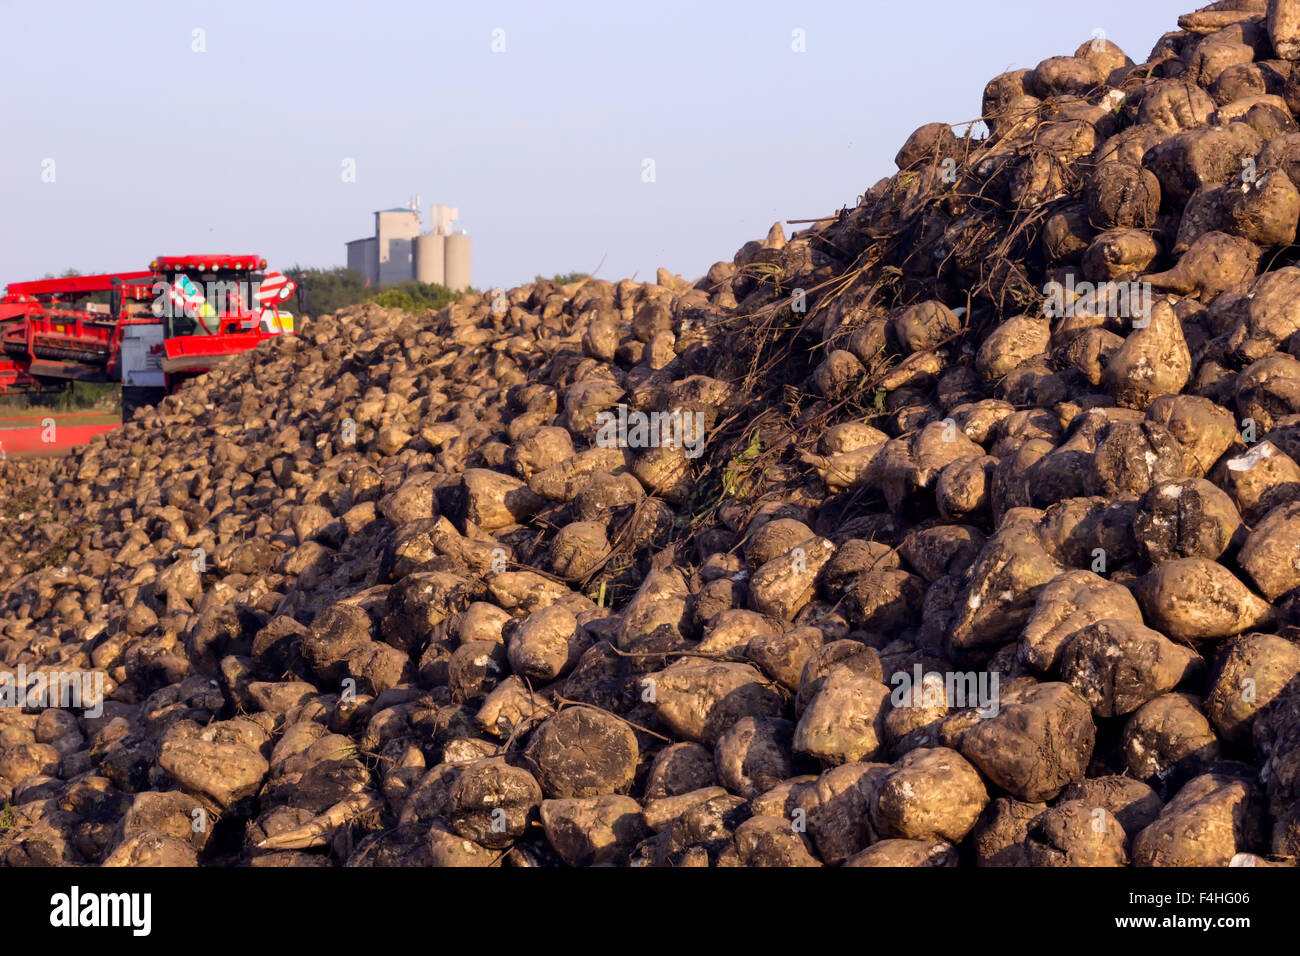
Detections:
[0, 255, 300, 419]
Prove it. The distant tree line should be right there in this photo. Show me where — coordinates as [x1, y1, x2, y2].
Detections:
[284, 266, 478, 317]
[282, 266, 369, 315]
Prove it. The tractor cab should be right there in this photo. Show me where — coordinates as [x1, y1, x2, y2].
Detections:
[144, 255, 297, 376]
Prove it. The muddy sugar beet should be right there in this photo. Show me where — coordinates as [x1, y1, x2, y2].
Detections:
[5, 2, 1300, 867]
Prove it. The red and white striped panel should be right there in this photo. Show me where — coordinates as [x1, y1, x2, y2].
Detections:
[256, 271, 296, 304]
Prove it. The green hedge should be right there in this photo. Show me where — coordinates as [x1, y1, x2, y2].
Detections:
[287, 267, 476, 316]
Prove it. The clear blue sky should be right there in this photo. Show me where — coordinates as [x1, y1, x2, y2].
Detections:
[0, 0, 1186, 291]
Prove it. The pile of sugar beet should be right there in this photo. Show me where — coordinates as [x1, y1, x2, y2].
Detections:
[9, 1, 1300, 869]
